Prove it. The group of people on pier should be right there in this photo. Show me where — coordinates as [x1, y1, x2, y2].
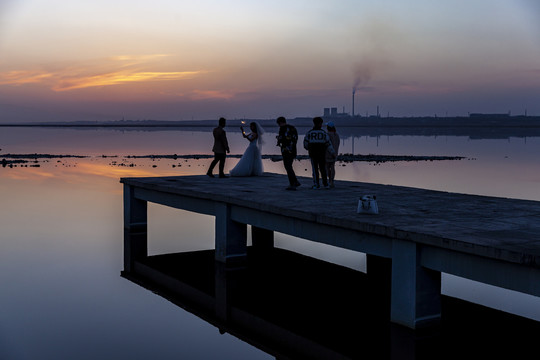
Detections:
[206, 116, 340, 190]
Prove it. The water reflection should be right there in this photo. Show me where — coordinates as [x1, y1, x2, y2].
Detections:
[122, 248, 540, 359]
[2, 126, 540, 358]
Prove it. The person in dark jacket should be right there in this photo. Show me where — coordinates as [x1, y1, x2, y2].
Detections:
[303, 117, 334, 189]
[207, 117, 230, 178]
[325, 121, 340, 188]
[276, 116, 300, 190]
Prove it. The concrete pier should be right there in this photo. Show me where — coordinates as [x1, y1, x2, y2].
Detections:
[121, 173, 540, 329]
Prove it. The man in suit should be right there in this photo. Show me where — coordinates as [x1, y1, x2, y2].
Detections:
[207, 117, 230, 178]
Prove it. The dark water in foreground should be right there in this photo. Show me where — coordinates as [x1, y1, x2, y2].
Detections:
[124, 248, 540, 359]
[1, 126, 540, 359]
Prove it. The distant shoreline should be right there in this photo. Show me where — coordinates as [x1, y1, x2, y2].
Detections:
[1, 153, 467, 167]
[3, 115, 540, 139]
[2, 114, 540, 129]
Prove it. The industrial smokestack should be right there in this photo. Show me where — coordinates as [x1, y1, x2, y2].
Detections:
[352, 87, 356, 117]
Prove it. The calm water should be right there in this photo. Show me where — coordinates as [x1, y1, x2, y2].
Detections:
[1, 126, 540, 359]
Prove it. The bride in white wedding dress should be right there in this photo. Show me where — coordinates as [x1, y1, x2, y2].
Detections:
[229, 122, 264, 177]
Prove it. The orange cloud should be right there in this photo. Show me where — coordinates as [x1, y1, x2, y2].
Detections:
[52, 70, 204, 91]
[0, 70, 53, 85]
[0, 54, 206, 92]
[110, 54, 171, 66]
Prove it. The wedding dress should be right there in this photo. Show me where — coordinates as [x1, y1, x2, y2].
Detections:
[230, 123, 264, 177]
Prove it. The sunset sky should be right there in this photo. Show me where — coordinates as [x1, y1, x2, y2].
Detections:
[1, 0, 539, 122]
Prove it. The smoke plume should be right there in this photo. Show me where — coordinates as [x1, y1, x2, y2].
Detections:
[352, 56, 379, 91]
[351, 18, 397, 91]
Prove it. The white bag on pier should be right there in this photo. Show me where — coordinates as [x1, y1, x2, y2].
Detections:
[357, 195, 378, 215]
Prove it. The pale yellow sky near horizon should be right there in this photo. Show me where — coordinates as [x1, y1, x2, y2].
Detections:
[0, 0, 539, 121]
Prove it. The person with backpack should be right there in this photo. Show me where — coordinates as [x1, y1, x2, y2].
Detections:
[303, 117, 334, 189]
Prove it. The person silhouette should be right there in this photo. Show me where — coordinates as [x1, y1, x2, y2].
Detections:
[325, 121, 340, 188]
[207, 117, 230, 178]
[303, 117, 334, 189]
[276, 116, 300, 190]
[230, 122, 264, 176]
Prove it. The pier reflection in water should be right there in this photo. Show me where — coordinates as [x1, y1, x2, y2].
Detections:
[122, 247, 539, 360]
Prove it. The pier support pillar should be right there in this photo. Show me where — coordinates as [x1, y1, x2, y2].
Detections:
[215, 203, 247, 264]
[123, 184, 148, 273]
[391, 239, 441, 329]
[252, 226, 274, 250]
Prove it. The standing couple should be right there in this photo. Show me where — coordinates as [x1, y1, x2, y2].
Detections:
[206, 117, 265, 178]
[206, 117, 301, 190]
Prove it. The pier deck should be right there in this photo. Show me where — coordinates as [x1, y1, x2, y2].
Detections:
[121, 173, 540, 329]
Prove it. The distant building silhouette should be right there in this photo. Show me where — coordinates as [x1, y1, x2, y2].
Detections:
[322, 107, 349, 118]
[469, 113, 510, 118]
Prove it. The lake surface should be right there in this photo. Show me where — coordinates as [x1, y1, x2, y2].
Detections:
[1, 125, 540, 359]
